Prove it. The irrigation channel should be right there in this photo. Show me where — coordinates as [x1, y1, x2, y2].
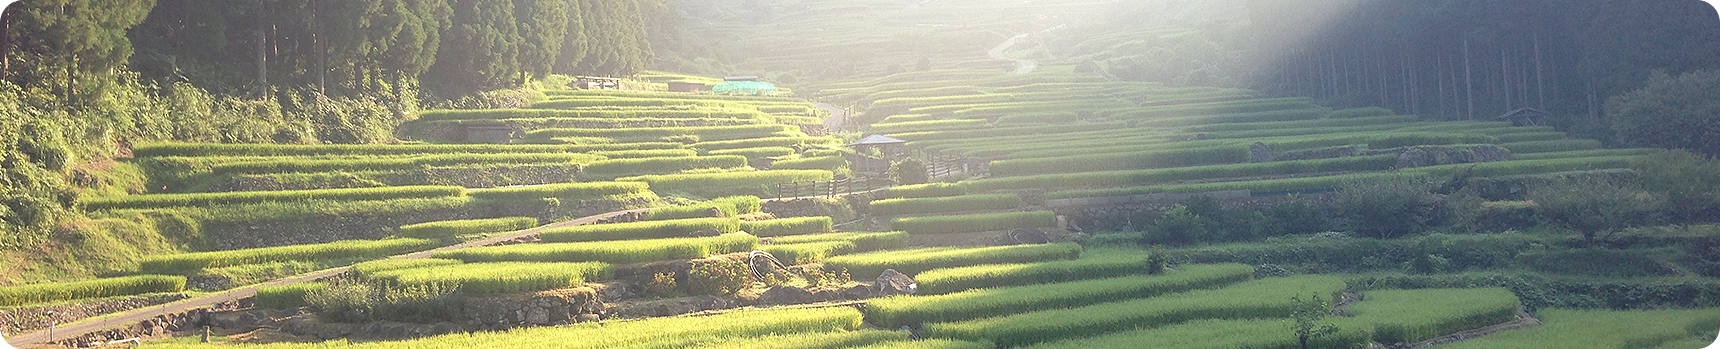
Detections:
[2, 190, 886, 347]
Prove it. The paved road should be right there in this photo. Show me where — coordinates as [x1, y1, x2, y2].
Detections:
[4, 208, 647, 348]
[989, 33, 1038, 74]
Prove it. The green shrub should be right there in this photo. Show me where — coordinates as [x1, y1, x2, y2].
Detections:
[1347, 288, 1522, 343]
[1529, 177, 1666, 244]
[824, 243, 1083, 278]
[741, 217, 834, 237]
[891, 211, 1056, 235]
[866, 263, 1255, 327]
[348, 258, 464, 277]
[1145, 205, 1209, 246]
[590, 149, 700, 159]
[764, 241, 857, 265]
[466, 182, 651, 201]
[771, 155, 848, 171]
[539, 217, 742, 242]
[890, 159, 930, 185]
[620, 170, 834, 198]
[0, 275, 188, 307]
[923, 275, 1346, 347]
[398, 217, 539, 239]
[1337, 177, 1438, 238]
[915, 253, 1164, 295]
[768, 231, 909, 252]
[364, 262, 614, 294]
[85, 186, 465, 211]
[645, 196, 763, 220]
[141, 238, 440, 274]
[684, 259, 754, 295]
[579, 156, 750, 181]
[255, 282, 327, 309]
[1328, 106, 1394, 118]
[881, 183, 968, 199]
[435, 233, 759, 264]
[869, 194, 1023, 216]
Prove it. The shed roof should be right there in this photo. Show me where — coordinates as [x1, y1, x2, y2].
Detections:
[850, 134, 907, 146]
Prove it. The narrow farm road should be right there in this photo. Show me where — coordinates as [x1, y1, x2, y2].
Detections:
[4, 208, 648, 348]
[989, 33, 1037, 74]
[814, 102, 848, 132]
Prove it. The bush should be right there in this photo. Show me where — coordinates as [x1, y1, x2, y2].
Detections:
[866, 263, 1255, 327]
[683, 259, 753, 295]
[85, 186, 465, 211]
[891, 211, 1055, 235]
[435, 233, 758, 264]
[466, 182, 651, 201]
[764, 241, 857, 265]
[1605, 69, 1720, 158]
[0, 275, 188, 307]
[619, 170, 834, 198]
[915, 254, 1164, 295]
[741, 217, 834, 237]
[1337, 177, 1439, 238]
[1529, 178, 1666, 244]
[255, 282, 327, 309]
[579, 156, 749, 181]
[823, 243, 1083, 278]
[1145, 205, 1210, 246]
[925, 276, 1347, 347]
[1631, 150, 1720, 223]
[645, 196, 763, 220]
[869, 194, 1022, 216]
[398, 217, 539, 239]
[364, 262, 613, 294]
[141, 238, 440, 274]
[768, 231, 909, 252]
[890, 159, 929, 185]
[539, 217, 741, 242]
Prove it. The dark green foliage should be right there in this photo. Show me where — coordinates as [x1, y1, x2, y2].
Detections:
[398, 217, 539, 239]
[683, 259, 752, 295]
[1515, 248, 1678, 277]
[890, 158, 929, 185]
[304, 279, 461, 323]
[571, 0, 653, 76]
[513, 0, 569, 80]
[1337, 177, 1439, 239]
[1607, 70, 1720, 158]
[425, 0, 521, 94]
[1145, 205, 1210, 246]
[1529, 178, 1666, 244]
[1290, 293, 1341, 349]
[1631, 150, 1720, 223]
[0, 275, 188, 307]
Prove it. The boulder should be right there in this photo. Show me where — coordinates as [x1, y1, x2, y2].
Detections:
[875, 269, 917, 296]
[1395, 145, 1512, 169]
[706, 207, 727, 218]
[759, 285, 815, 305]
[840, 284, 874, 300]
[1249, 142, 1275, 163]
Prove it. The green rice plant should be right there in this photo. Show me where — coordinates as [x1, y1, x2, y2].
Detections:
[1502, 139, 1604, 153]
[620, 170, 835, 198]
[989, 146, 1251, 177]
[890, 122, 1127, 143]
[84, 186, 465, 211]
[1347, 288, 1522, 343]
[529, 97, 737, 109]
[545, 89, 809, 103]
[147, 302, 864, 349]
[132, 143, 632, 157]
[1512, 148, 1657, 161]
[254, 282, 326, 309]
[708, 147, 797, 161]
[868, 119, 990, 134]
[1183, 115, 1419, 133]
[1327, 106, 1394, 118]
[768, 232, 909, 252]
[466, 182, 651, 201]
[1440, 308, 1720, 349]
[881, 183, 970, 199]
[994, 112, 1078, 124]
[524, 125, 801, 142]
[1405, 156, 1639, 178]
[645, 196, 763, 220]
[1019, 318, 1373, 349]
[1045, 172, 1420, 200]
[692, 137, 840, 152]
[398, 217, 539, 239]
[364, 262, 614, 294]
[891, 211, 1054, 235]
[141, 238, 440, 274]
[579, 156, 750, 181]
[764, 241, 857, 265]
[692, 330, 911, 349]
[866, 263, 1255, 327]
[924, 275, 1347, 347]
[590, 149, 700, 159]
[539, 217, 741, 242]
[741, 217, 835, 237]
[0, 275, 188, 307]
[1494, 132, 1572, 143]
[1132, 109, 1327, 128]
[824, 243, 1083, 278]
[349, 258, 464, 277]
[209, 153, 605, 176]
[1102, 97, 1318, 120]
[414, 108, 771, 122]
[771, 155, 848, 171]
[435, 233, 759, 264]
[968, 155, 1399, 192]
[915, 254, 1162, 295]
[869, 194, 1023, 216]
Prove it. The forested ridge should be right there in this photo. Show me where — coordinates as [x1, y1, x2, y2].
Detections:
[0, 0, 674, 249]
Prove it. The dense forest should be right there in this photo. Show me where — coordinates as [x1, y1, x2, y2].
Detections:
[0, 0, 674, 249]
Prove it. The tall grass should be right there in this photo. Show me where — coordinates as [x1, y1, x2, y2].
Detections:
[590, 149, 700, 159]
[741, 217, 835, 237]
[891, 211, 1055, 235]
[915, 253, 1162, 295]
[538, 217, 741, 242]
[0, 275, 188, 307]
[620, 170, 834, 198]
[85, 186, 465, 211]
[398, 217, 539, 239]
[823, 243, 1082, 278]
[768, 232, 908, 252]
[579, 156, 750, 181]
[466, 182, 651, 201]
[1347, 288, 1522, 343]
[364, 262, 614, 294]
[645, 196, 763, 220]
[865, 264, 1254, 327]
[708, 147, 798, 161]
[869, 194, 1023, 216]
[435, 233, 758, 264]
[140, 238, 439, 273]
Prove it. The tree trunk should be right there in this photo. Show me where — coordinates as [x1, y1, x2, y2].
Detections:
[1464, 39, 1475, 120]
[255, 0, 269, 97]
[1, 12, 9, 82]
[1534, 32, 1546, 109]
[313, 0, 326, 94]
[1501, 45, 1512, 112]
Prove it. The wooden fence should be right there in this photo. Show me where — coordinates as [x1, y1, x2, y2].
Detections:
[774, 177, 893, 200]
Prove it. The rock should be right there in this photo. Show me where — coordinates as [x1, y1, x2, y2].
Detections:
[1249, 142, 1275, 163]
[689, 229, 722, 237]
[840, 284, 873, 300]
[576, 314, 602, 323]
[1395, 144, 1511, 169]
[875, 269, 917, 296]
[812, 289, 839, 302]
[760, 285, 815, 305]
[706, 207, 727, 218]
